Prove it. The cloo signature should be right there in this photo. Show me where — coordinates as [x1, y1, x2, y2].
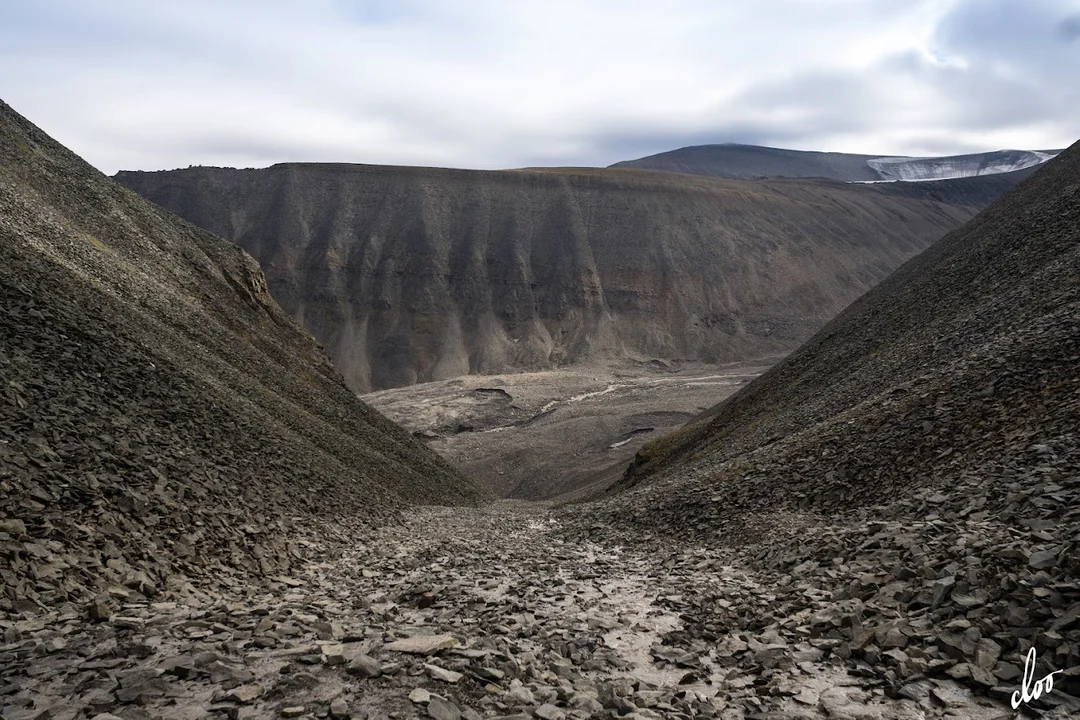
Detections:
[1011, 647, 1063, 709]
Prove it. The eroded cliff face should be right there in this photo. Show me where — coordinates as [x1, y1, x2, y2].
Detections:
[118, 164, 980, 391]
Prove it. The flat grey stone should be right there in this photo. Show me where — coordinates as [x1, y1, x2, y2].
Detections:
[424, 663, 464, 683]
[384, 634, 457, 655]
[427, 696, 461, 720]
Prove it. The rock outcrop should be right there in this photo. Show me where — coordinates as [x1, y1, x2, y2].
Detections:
[117, 164, 992, 391]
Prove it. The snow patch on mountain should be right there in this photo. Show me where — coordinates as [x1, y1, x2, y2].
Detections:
[866, 150, 1060, 183]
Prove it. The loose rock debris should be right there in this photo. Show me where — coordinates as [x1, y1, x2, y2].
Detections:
[5, 502, 1066, 719]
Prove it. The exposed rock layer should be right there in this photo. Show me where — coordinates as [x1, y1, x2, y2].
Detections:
[117, 164, 1002, 392]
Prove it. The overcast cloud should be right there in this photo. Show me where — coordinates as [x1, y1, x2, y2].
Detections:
[1, 0, 1077, 173]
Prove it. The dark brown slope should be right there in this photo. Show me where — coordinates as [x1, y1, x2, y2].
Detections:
[616, 141, 1079, 499]
[0, 100, 479, 611]
[575, 142, 1080, 703]
[871, 165, 1039, 207]
[117, 164, 983, 392]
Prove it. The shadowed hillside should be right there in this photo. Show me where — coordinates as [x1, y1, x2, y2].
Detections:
[0, 100, 479, 611]
[616, 142, 1079, 501]
[117, 164, 993, 392]
[578, 141, 1080, 707]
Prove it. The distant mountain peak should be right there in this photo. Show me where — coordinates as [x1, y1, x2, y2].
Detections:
[612, 143, 1062, 183]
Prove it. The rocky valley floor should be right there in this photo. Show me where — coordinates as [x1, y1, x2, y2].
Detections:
[364, 362, 773, 500]
[6, 500, 1070, 720]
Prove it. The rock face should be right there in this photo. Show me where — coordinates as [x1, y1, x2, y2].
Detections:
[586, 140, 1080, 706]
[117, 164, 991, 392]
[0, 99, 480, 611]
[611, 142, 1060, 183]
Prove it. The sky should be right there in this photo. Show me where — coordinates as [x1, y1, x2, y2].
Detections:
[1, 0, 1078, 174]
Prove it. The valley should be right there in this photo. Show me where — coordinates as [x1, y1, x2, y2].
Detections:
[1, 93, 1077, 720]
[364, 359, 775, 500]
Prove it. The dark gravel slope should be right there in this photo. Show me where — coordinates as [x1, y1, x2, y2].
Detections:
[0, 100, 480, 612]
[572, 141, 1080, 708]
[871, 167, 1038, 207]
[617, 140, 1079, 499]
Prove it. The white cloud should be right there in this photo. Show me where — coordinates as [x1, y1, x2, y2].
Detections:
[0, 0, 1075, 173]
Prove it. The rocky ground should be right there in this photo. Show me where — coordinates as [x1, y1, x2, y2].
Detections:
[3, 100, 1077, 720]
[6, 501, 1073, 720]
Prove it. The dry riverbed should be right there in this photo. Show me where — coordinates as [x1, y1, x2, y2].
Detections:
[364, 361, 775, 499]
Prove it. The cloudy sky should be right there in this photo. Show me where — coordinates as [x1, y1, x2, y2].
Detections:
[1, 0, 1078, 173]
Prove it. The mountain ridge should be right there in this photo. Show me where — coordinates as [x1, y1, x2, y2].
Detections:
[611, 143, 1062, 183]
[115, 163, 1015, 393]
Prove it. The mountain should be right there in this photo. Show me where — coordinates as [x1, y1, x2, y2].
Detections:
[585, 141, 1080, 702]
[0, 100, 480, 611]
[615, 142, 1078, 497]
[611, 143, 1061, 183]
[115, 164, 1012, 393]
